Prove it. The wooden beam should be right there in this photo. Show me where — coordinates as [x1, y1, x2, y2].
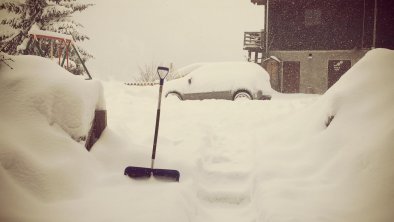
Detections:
[71, 44, 92, 80]
[30, 34, 73, 43]
[251, 0, 267, 5]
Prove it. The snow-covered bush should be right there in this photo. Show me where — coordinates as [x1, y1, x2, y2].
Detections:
[135, 62, 181, 82]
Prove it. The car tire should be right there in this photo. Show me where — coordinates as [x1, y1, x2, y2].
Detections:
[166, 92, 183, 100]
[233, 91, 252, 100]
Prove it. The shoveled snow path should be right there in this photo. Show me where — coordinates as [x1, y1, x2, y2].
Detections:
[193, 114, 258, 222]
[189, 98, 318, 222]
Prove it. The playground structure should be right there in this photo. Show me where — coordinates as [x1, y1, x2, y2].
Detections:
[25, 28, 92, 80]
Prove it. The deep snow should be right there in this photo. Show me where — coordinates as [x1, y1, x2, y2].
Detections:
[0, 49, 393, 222]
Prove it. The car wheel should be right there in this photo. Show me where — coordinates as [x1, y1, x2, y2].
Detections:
[166, 92, 183, 100]
[233, 91, 252, 100]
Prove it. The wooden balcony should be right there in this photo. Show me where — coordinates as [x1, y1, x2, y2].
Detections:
[243, 31, 265, 51]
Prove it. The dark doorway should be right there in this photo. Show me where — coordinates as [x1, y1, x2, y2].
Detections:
[376, 0, 394, 49]
[282, 61, 300, 93]
[328, 60, 351, 89]
[262, 58, 281, 91]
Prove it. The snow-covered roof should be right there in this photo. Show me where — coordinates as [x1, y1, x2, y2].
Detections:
[28, 25, 74, 42]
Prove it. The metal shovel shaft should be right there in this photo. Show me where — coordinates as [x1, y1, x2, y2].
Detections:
[151, 79, 164, 169]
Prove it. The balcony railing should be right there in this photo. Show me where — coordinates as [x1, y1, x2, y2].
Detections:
[243, 31, 265, 50]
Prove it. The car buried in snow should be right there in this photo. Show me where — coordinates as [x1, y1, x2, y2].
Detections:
[164, 62, 274, 101]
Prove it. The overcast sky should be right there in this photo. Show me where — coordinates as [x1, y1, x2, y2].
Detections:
[75, 0, 264, 80]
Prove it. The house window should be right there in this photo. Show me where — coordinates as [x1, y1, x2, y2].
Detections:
[305, 9, 322, 26]
[328, 60, 351, 88]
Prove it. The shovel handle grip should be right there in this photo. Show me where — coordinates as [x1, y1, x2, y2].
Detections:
[157, 66, 169, 72]
[157, 66, 169, 80]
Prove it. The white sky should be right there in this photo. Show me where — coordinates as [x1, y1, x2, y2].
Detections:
[74, 0, 264, 80]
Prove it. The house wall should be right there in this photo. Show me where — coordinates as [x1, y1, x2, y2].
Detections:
[269, 49, 369, 94]
[247, 0, 393, 94]
[268, 0, 375, 50]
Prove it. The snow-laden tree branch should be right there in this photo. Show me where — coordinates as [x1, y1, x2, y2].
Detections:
[0, 0, 93, 75]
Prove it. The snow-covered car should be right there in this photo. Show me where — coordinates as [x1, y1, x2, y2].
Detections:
[164, 62, 273, 100]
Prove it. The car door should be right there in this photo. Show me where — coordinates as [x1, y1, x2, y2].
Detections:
[184, 73, 232, 100]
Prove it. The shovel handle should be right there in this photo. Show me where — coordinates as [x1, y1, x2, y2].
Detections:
[151, 66, 169, 169]
[157, 66, 169, 80]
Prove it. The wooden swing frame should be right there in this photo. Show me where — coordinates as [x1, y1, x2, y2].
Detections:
[25, 33, 92, 80]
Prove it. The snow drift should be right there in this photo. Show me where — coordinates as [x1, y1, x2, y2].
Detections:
[0, 55, 105, 140]
[255, 48, 394, 222]
[0, 55, 105, 220]
[0, 49, 393, 222]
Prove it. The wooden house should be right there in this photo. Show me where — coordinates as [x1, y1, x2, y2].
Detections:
[245, 0, 394, 93]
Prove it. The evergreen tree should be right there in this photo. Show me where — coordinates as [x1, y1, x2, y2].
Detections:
[0, 0, 93, 75]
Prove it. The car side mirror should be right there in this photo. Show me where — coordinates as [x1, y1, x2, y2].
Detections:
[188, 78, 192, 85]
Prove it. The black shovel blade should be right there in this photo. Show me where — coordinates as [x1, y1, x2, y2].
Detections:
[124, 166, 152, 179]
[124, 166, 180, 182]
[152, 168, 180, 182]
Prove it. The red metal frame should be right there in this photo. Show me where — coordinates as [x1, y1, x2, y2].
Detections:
[29, 34, 73, 69]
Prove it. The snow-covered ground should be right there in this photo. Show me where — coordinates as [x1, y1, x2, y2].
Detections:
[0, 49, 393, 222]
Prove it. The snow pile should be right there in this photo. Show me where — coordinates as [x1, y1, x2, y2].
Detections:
[254, 48, 394, 222]
[0, 55, 105, 219]
[0, 55, 191, 222]
[0, 49, 393, 222]
[0, 55, 104, 140]
[171, 63, 207, 78]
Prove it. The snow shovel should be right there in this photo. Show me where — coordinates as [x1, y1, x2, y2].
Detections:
[124, 66, 180, 182]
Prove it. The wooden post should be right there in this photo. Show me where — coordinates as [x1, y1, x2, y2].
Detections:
[361, 0, 366, 48]
[50, 40, 54, 60]
[33, 39, 45, 57]
[280, 61, 285, 93]
[60, 41, 71, 68]
[24, 37, 33, 55]
[372, 0, 377, 48]
[265, 0, 269, 56]
[58, 41, 62, 65]
[66, 41, 69, 68]
[85, 110, 107, 151]
[61, 42, 67, 67]
[72, 44, 92, 79]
